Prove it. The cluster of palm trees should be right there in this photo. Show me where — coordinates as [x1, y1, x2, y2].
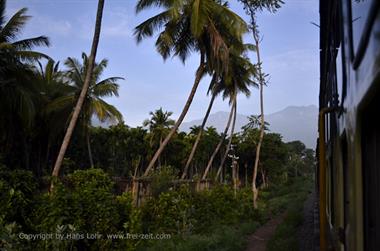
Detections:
[134, 0, 259, 177]
[1, 0, 284, 207]
[0, 0, 122, 176]
[134, 0, 282, 207]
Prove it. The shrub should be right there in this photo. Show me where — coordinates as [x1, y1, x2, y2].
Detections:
[116, 192, 142, 250]
[0, 166, 37, 229]
[34, 169, 120, 250]
[141, 185, 195, 235]
[149, 166, 177, 198]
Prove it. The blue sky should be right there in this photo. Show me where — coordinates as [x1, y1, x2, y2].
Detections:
[7, 0, 319, 127]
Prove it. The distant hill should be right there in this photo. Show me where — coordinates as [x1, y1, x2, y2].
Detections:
[179, 105, 318, 149]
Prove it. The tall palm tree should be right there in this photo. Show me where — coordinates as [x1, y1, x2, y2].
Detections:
[181, 93, 215, 179]
[51, 0, 105, 181]
[135, 0, 248, 176]
[143, 107, 175, 168]
[49, 52, 123, 168]
[203, 48, 257, 180]
[0, 0, 50, 170]
[201, 97, 235, 180]
[32, 59, 67, 175]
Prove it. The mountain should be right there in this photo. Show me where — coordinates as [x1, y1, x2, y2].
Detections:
[179, 105, 318, 149]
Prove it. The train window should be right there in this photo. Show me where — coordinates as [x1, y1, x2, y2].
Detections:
[350, 0, 373, 53]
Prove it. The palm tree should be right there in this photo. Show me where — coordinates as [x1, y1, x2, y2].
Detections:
[203, 48, 258, 180]
[143, 108, 175, 168]
[189, 125, 202, 136]
[0, 0, 50, 60]
[0, 0, 50, 127]
[241, 115, 269, 131]
[32, 59, 67, 174]
[181, 94, 215, 179]
[135, 0, 248, 176]
[49, 52, 123, 168]
[202, 97, 235, 180]
[51, 0, 105, 181]
[0, 0, 50, 170]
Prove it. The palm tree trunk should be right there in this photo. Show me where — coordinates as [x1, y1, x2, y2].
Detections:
[158, 135, 163, 169]
[251, 18, 265, 209]
[181, 94, 215, 180]
[51, 0, 105, 181]
[86, 131, 94, 168]
[215, 97, 237, 181]
[202, 96, 235, 180]
[143, 60, 206, 177]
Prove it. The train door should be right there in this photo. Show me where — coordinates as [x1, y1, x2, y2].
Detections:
[341, 135, 349, 250]
[361, 96, 380, 250]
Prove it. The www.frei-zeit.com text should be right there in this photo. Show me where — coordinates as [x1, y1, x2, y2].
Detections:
[18, 232, 172, 241]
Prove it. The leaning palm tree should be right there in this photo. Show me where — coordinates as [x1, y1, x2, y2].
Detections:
[135, 0, 248, 176]
[51, 0, 106, 181]
[181, 93, 216, 180]
[143, 107, 175, 168]
[49, 52, 123, 168]
[202, 48, 258, 180]
[215, 51, 258, 180]
[201, 97, 235, 180]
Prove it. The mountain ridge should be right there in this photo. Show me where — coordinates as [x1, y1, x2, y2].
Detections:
[179, 105, 318, 149]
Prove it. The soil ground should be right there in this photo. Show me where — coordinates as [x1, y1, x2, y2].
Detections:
[298, 190, 318, 251]
[245, 213, 285, 251]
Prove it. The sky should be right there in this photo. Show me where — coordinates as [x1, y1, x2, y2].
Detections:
[6, 0, 320, 127]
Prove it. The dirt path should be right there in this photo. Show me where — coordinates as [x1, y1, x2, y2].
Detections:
[245, 213, 285, 251]
[298, 190, 318, 251]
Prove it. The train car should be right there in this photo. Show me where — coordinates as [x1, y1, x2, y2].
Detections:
[319, 0, 380, 250]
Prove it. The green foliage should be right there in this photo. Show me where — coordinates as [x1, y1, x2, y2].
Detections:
[0, 166, 37, 229]
[142, 185, 195, 235]
[0, 217, 24, 251]
[149, 166, 178, 198]
[141, 221, 260, 251]
[116, 192, 143, 250]
[140, 184, 261, 251]
[34, 169, 120, 250]
[266, 178, 312, 251]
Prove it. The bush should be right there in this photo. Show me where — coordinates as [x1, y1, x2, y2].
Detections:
[33, 169, 121, 250]
[141, 185, 195, 235]
[0, 166, 37, 229]
[149, 166, 178, 198]
[116, 192, 142, 250]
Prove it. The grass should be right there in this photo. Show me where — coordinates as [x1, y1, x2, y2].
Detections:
[266, 177, 313, 251]
[139, 220, 260, 251]
[139, 177, 313, 251]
